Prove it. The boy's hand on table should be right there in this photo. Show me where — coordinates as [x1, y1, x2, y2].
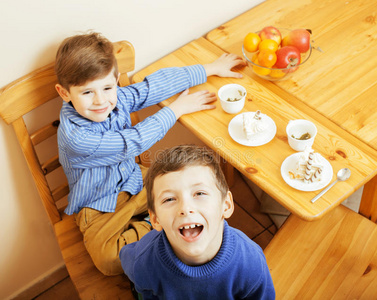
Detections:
[169, 53, 246, 119]
[169, 89, 216, 119]
[203, 53, 246, 78]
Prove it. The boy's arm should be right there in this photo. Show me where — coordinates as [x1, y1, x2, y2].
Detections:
[59, 107, 175, 168]
[119, 65, 207, 113]
[167, 53, 246, 119]
[244, 261, 276, 300]
[169, 54, 246, 119]
[119, 243, 137, 283]
[121, 53, 245, 115]
[61, 54, 246, 168]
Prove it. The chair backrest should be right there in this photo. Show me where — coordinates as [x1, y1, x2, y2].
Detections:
[0, 40, 138, 225]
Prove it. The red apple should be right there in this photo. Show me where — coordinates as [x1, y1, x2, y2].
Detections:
[259, 26, 282, 45]
[275, 46, 301, 72]
[282, 29, 311, 53]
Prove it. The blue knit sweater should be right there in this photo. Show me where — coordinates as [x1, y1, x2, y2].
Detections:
[120, 221, 275, 299]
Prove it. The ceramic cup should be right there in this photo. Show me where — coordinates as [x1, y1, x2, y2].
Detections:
[286, 119, 317, 151]
[218, 84, 247, 114]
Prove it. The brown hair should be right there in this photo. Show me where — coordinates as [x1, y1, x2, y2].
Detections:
[145, 145, 229, 213]
[55, 32, 118, 90]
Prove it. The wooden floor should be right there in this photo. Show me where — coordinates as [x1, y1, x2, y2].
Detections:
[33, 169, 276, 299]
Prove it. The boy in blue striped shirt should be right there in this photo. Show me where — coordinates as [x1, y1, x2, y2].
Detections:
[54, 32, 245, 275]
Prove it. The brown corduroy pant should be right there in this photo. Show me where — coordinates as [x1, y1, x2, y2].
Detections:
[74, 165, 151, 275]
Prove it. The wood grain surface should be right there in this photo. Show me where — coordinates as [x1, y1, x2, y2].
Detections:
[206, 0, 377, 150]
[133, 37, 377, 221]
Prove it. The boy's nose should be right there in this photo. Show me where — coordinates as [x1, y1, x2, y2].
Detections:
[93, 93, 106, 105]
[179, 199, 195, 215]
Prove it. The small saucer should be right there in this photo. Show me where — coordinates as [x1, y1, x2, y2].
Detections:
[281, 153, 333, 191]
[228, 112, 276, 147]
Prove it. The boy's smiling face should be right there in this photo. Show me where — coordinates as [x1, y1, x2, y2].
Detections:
[55, 70, 119, 123]
[149, 165, 234, 266]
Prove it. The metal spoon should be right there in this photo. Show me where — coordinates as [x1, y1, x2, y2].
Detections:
[311, 168, 351, 203]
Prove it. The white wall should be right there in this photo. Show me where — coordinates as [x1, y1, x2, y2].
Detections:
[0, 0, 264, 298]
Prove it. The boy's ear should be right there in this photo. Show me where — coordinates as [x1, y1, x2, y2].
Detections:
[148, 209, 163, 231]
[55, 84, 71, 103]
[223, 191, 234, 219]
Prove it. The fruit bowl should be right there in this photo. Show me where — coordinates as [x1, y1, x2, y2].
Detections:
[242, 28, 312, 81]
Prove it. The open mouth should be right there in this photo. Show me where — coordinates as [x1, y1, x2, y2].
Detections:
[179, 224, 204, 239]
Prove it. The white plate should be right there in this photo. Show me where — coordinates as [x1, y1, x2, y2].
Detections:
[228, 112, 277, 146]
[281, 153, 333, 191]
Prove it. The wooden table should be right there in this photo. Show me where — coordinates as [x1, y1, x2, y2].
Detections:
[206, 0, 377, 150]
[206, 0, 377, 220]
[132, 37, 377, 221]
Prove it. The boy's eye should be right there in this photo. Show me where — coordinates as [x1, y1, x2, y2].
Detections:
[104, 86, 113, 91]
[82, 91, 92, 95]
[195, 191, 207, 197]
[162, 197, 175, 204]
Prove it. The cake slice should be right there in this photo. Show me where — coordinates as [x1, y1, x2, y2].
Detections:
[243, 110, 267, 140]
[289, 147, 324, 182]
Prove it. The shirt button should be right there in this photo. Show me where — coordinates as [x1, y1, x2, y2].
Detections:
[118, 187, 121, 191]
[121, 168, 125, 171]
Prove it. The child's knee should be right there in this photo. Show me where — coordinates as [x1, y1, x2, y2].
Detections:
[89, 245, 124, 276]
[83, 220, 151, 275]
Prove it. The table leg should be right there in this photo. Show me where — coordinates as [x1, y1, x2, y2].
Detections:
[359, 175, 377, 223]
[221, 160, 235, 188]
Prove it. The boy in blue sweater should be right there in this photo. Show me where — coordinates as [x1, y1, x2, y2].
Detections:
[54, 32, 246, 275]
[120, 145, 275, 299]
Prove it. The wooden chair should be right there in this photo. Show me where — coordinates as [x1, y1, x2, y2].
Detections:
[264, 177, 377, 299]
[0, 41, 139, 299]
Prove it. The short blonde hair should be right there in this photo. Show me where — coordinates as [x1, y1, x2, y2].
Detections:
[55, 32, 118, 90]
[145, 145, 229, 213]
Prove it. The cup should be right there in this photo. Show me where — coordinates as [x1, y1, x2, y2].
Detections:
[218, 84, 246, 114]
[286, 119, 317, 151]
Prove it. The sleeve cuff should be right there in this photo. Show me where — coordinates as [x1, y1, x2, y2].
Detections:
[184, 64, 207, 87]
[153, 106, 177, 135]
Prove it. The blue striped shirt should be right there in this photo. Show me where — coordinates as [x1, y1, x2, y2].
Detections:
[58, 65, 207, 215]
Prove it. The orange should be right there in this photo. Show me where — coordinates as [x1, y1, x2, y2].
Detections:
[258, 39, 279, 52]
[252, 58, 271, 76]
[257, 50, 277, 68]
[251, 52, 258, 63]
[244, 32, 261, 52]
[270, 69, 286, 78]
